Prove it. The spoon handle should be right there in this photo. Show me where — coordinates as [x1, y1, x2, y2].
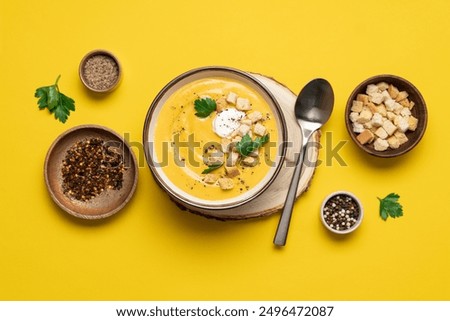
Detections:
[273, 134, 311, 246]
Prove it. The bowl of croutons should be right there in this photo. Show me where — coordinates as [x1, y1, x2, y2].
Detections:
[345, 75, 427, 157]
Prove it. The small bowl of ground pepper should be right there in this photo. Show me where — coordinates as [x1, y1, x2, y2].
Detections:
[321, 191, 363, 234]
[44, 125, 138, 219]
[79, 50, 121, 93]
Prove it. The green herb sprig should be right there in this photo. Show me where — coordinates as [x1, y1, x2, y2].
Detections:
[35, 75, 75, 123]
[236, 134, 270, 157]
[194, 97, 216, 118]
[201, 163, 223, 174]
[378, 193, 403, 220]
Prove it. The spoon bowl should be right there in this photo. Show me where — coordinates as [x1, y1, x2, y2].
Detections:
[274, 78, 334, 246]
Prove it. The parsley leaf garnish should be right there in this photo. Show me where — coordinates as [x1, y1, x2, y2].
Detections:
[35, 75, 75, 123]
[194, 97, 216, 118]
[236, 134, 270, 157]
[201, 163, 223, 174]
[378, 193, 403, 220]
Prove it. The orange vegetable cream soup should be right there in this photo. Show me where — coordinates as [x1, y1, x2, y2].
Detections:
[154, 77, 279, 201]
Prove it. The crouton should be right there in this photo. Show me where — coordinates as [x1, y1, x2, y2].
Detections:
[350, 112, 359, 123]
[247, 111, 263, 123]
[376, 104, 387, 116]
[374, 138, 389, 151]
[384, 98, 396, 111]
[356, 94, 369, 104]
[249, 149, 259, 157]
[395, 91, 409, 102]
[400, 107, 412, 117]
[382, 120, 397, 136]
[396, 117, 410, 133]
[216, 97, 228, 113]
[399, 98, 410, 108]
[351, 100, 364, 113]
[353, 123, 365, 133]
[236, 97, 251, 111]
[226, 92, 237, 105]
[377, 82, 390, 91]
[204, 148, 224, 166]
[381, 90, 391, 102]
[394, 131, 409, 145]
[375, 127, 389, 139]
[221, 138, 232, 153]
[225, 166, 240, 178]
[387, 136, 400, 149]
[253, 123, 266, 136]
[371, 113, 383, 127]
[408, 116, 418, 131]
[356, 129, 375, 145]
[203, 174, 219, 184]
[242, 157, 258, 167]
[370, 92, 384, 104]
[218, 178, 234, 190]
[366, 102, 378, 113]
[366, 84, 379, 95]
[388, 84, 400, 99]
[393, 102, 403, 115]
[226, 151, 240, 166]
[237, 124, 251, 136]
[386, 111, 396, 121]
[240, 119, 252, 126]
[357, 109, 373, 123]
[231, 135, 242, 143]
[364, 121, 373, 129]
[397, 117, 409, 133]
[409, 100, 415, 110]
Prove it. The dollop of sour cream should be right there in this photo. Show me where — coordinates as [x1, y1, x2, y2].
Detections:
[213, 108, 246, 138]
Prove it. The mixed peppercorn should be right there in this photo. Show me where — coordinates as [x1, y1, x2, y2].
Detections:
[61, 138, 125, 201]
[322, 194, 360, 231]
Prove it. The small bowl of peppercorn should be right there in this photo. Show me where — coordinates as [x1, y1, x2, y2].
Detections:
[79, 49, 122, 93]
[321, 191, 363, 234]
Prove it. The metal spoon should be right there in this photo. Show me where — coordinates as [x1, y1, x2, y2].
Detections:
[274, 78, 334, 246]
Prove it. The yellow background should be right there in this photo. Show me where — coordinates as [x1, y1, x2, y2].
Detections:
[1, 0, 449, 300]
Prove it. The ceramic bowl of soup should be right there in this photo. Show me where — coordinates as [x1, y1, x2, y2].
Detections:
[143, 66, 287, 212]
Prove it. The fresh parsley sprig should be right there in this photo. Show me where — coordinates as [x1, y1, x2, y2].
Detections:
[236, 134, 270, 157]
[35, 75, 75, 123]
[201, 163, 223, 174]
[194, 97, 216, 118]
[378, 193, 403, 220]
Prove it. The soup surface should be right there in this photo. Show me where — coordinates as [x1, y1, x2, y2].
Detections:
[153, 77, 279, 201]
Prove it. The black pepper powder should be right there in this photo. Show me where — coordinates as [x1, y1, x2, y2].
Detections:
[83, 54, 119, 91]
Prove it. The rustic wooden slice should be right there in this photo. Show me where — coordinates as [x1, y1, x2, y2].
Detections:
[197, 74, 320, 220]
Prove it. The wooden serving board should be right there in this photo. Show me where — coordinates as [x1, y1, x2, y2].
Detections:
[195, 74, 320, 220]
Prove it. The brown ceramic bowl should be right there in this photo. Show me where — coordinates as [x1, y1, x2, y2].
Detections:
[44, 125, 138, 219]
[345, 75, 427, 157]
[79, 49, 122, 93]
